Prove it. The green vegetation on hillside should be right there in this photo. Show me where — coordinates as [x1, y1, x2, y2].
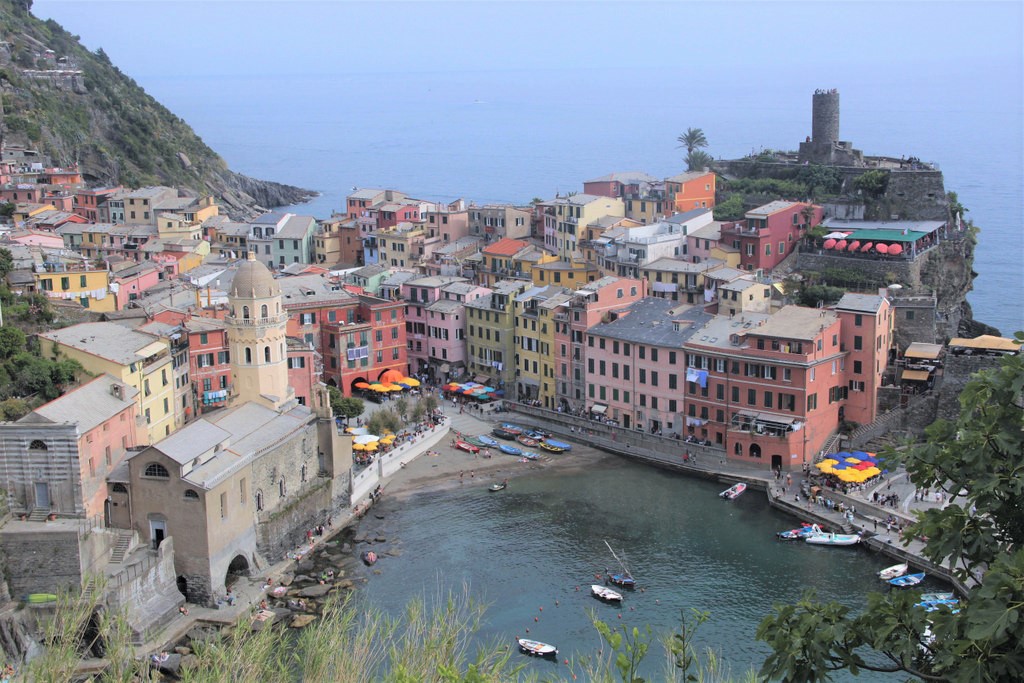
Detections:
[0, 0, 309, 208]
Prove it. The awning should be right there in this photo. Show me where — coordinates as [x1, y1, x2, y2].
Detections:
[474, 375, 490, 384]
[591, 404, 608, 414]
[902, 369, 931, 382]
[949, 335, 1020, 352]
[756, 412, 796, 426]
[904, 343, 943, 360]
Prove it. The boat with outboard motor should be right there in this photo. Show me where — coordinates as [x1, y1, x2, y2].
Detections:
[889, 572, 926, 588]
[878, 563, 909, 580]
[518, 638, 557, 657]
[804, 524, 861, 546]
[719, 482, 746, 500]
[591, 584, 623, 603]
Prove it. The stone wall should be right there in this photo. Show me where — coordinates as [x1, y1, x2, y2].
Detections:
[105, 536, 183, 644]
[890, 295, 938, 351]
[256, 478, 333, 566]
[0, 526, 80, 596]
[796, 250, 922, 288]
[935, 354, 1004, 422]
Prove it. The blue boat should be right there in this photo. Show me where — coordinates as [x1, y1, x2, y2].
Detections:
[607, 572, 636, 589]
[776, 524, 816, 540]
[520, 451, 540, 460]
[477, 435, 498, 447]
[544, 439, 572, 451]
[888, 572, 925, 588]
[498, 443, 522, 456]
[500, 423, 526, 434]
[525, 429, 550, 440]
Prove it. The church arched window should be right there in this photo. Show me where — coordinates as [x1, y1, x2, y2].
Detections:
[261, 304, 268, 318]
[264, 346, 271, 362]
[244, 347, 252, 363]
[243, 305, 250, 320]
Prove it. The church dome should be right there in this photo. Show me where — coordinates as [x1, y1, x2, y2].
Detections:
[230, 252, 280, 299]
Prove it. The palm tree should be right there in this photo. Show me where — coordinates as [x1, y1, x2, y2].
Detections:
[685, 150, 714, 172]
[677, 127, 708, 155]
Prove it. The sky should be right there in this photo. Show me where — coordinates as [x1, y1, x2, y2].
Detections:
[31, 1, 1024, 82]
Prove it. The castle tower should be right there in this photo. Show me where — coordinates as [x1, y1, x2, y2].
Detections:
[811, 89, 840, 146]
[226, 252, 295, 411]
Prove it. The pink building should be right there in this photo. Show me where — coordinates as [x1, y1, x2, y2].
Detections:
[286, 339, 321, 409]
[111, 261, 163, 310]
[584, 297, 700, 432]
[554, 276, 648, 413]
[834, 292, 893, 426]
[725, 201, 822, 272]
[403, 276, 486, 381]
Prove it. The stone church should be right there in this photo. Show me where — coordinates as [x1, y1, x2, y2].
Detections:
[115, 253, 350, 604]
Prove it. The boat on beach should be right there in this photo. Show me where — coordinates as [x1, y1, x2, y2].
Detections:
[498, 443, 522, 455]
[517, 435, 539, 447]
[492, 427, 518, 440]
[919, 592, 954, 603]
[518, 638, 558, 657]
[543, 439, 572, 451]
[889, 572, 926, 588]
[878, 563, 909, 580]
[591, 584, 623, 603]
[804, 524, 860, 546]
[539, 441, 567, 453]
[477, 434, 499, 447]
[719, 482, 746, 499]
[488, 481, 507, 492]
[500, 423, 525, 435]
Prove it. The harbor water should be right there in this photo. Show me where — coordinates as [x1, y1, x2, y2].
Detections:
[355, 457, 943, 681]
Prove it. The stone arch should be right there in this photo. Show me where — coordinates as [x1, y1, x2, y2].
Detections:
[28, 439, 48, 452]
[225, 554, 251, 587]
[749, 443, 762, 459]
[176, 575, 188, 597]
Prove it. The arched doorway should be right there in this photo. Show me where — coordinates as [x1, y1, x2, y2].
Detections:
[771, 454, 783, 471]
[225, 554, 250, 588]
[749, 443, 762, 459]
[176, 575, 188, 597]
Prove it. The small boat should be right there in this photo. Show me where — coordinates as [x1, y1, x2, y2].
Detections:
[917, 598, 959, 611]
[361, 550, 378, 566]
[500, 423, 525, 435]
[25, 593, 58, 604]
[517, 435, 539, 447]
[719, 482, 747, 499]
[878, 563, 909, 581]
[525, 429, 550, 439]
[492, 427, 518, 440]
[604, 540, 636, 589]
[804, 524, 860, 546]
[777, 524, 816, 540]
[889, 572, 926, 588]
[498, 443, 522, 456]
[518, 638, 557, 657]
[488, 481, 507, 492]
[520, 451, 541, 461]
[477, 434, 499, 447]
[544, 439, 572, 451]
[539, 441, 566, 453]
[607, 572, 636, 589]
[591, 584, 623, 603]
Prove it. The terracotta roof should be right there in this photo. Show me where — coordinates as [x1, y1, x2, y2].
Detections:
[483, 238, 529, 256]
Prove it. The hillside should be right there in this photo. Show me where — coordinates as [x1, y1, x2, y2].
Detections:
[0, 0, 312, 216]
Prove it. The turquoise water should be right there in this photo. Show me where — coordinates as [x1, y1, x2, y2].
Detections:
[355, 458, 941, 680]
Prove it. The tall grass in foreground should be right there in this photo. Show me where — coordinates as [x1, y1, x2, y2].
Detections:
[25, 579, 756, 682]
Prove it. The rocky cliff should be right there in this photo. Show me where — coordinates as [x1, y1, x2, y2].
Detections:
[0, 0, 313, 217]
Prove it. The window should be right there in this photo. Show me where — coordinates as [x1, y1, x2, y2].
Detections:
[854, 336, 863, 351]
[184, 489, 199, 501]
[854, 360, 862, 374]
[144, 462, 169, 478]
[240, 478, 247, 504]
[264, 346, 271, 362]
[255, 489, 264, 511]
[906, 310, 915, 320]
[220, 492, 228, 518]
[855, 314, 863, 327]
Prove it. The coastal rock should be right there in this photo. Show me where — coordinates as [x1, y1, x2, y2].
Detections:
[279, 573, 294, 586]
[334, 579, 354, 590]
[174, 646, 191, 656]
[374, 536, 387, 543]
[384, 549, 402, 557]
[297, 584, 333, 598]
[152, 653, 182, 675]
[341, 543, 352, 553]
[290, 614, 317, 629]
[293, 574, 314, 584]
[180, 654, 198, 672]
[297, 558, 315, 572]
[353, 534, 367, 543]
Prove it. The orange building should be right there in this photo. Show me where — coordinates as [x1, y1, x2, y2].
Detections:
[666, 171, 716, 213]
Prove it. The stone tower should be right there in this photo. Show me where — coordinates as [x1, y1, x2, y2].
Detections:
[226, 252, 295, 411]
[811, 89, 840, 147]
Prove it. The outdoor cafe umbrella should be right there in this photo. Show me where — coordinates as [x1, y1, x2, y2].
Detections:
[355, 382, 371, 389]
[876, 243, 889, 254]
[401, 377, 421, 387]
[369, 384, 388, 392]
[888, 243, 904, 256]
[352, 443, 367, 451]
[860, 242, 874, 252]
[353, 434, 380, 444]
[823, 238, 837, 249]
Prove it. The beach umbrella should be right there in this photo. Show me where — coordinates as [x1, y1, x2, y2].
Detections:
[369, 384, 388, 392]
[854, 461, 873, 470]
[844, 457, 861, 465]
[888, 243, 904, 255]
[401, 377, 421, 387]
[876, 243, 889, 254]
[860, 242, 874, 252]
[831, 461, 850, 470]
[384, 384, 404, 391]
[851, 450, 869, 459]
[380, 369, 404, 384]
[355, 382, 371, 389]
[835, 240, 848, 251]
[352, 443, 366, 451]
[848, 240, 861, 251]
[823, 232, 850, 239]
[353, 434, 380, 444]
[823, 238, 837, 249]
[863, 466, 881, 477]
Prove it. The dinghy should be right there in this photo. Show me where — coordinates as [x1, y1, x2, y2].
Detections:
[719, 482, 746, 499]
[591, 584, 623, 603]
[518, 638, 557, 657]
[804, 524, 860, 546]
[878, 563, 908, 580]
[888, 572, 926, 588]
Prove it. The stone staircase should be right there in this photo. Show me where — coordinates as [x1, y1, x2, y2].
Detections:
[109, 530, 133, 564]
[27, 508, 50, 523]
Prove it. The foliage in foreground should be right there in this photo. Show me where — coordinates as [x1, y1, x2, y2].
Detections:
[26, 580, 759, 683]
[757, 336, 1024, 682]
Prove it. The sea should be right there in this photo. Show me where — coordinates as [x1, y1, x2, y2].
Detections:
[354, 457, 939, 681]
[134, 67, 1023, 336]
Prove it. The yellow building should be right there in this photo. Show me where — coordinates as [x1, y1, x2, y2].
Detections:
[478, 238, 558, 287]
[536, 289, 573, 409]
[375, 222, 428, 269]
[512, 285, 564, 403]
[531, 260, 599, 288]
[542, 194, 625, 260]
[40, 322, 177, 444]
[464, 280, 528, 390]
[34, 267, 117, 313]
[12, 202, 57, 225]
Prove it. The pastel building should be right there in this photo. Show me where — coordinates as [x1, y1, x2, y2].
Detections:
[583, 171, 666, 224]
[727, 201, 822, 272]
[585, 298, 708, 431]
[665, 171, 716, 213]
[34, 265, 116, 313]
[185, 317, 233, 415]
[465, 280, 529, 390]
[539, 194, 625, 260]
[467, 204, 532, 243]
[402, 275, 468, 380]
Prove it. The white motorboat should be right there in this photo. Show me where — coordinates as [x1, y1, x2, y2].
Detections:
[719, 482, 747, 499]
[804, 524, 860, 546]
[878, 563, 908, 580]
[591, 584, 623, 603]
